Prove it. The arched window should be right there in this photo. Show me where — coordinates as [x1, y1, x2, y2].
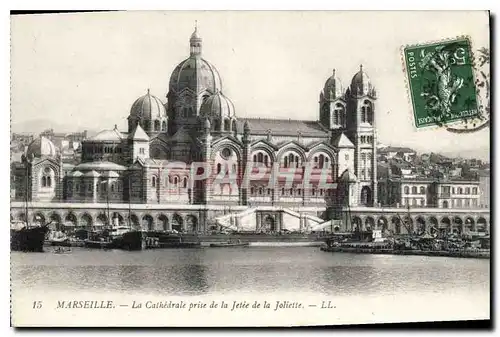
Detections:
[217, 163, 222, 174]
[289, 188, 293, 195]
[411, 186, 417, 194]
[152, 176, 156, 188]
[264, 155, 269, 167]
[472, 187, 478, 194]
[173, 176, 178, 186]
[183, 177, 188, 188]
[281, 188, 285, 195]
[334, 104, 345, 126]
[258, 188, 263, 196]
[183, 107, 188, 118]
[154, 120, 160, 131]
[232, 120, 237, 133]
[224, 119, 230, 131]
[213, 119, 221, 130]
[284, 157, 288, 168]
[465, 187, 470, 194]
[458, 187, 463, 194]
[253, 155, 257, 163]
[420, 186, 426, 194]
[404, 186, 410, 194]
[258, 153, 263, 163]
[162, 121, 167, 131]
[42, 167, 52, 188]
[362, 100, 373, 123]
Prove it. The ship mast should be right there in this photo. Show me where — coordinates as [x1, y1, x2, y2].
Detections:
[128, 175, 132, 230]
[25, 162, 29, 227]
[106, 187, 111, 230]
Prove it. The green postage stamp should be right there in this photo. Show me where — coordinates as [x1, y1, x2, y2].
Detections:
[403, 37, 479, 129]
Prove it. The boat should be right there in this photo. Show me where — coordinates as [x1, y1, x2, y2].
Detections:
[107, 180, 146, 251]
[11, 165, 50, 252]
[47, 230, 71, 246]
[146, 231, 202, 249]
[11, 221, 50, 252]
[210, 240, 249, 248]
[53, 246, 72, 254]
[84, 237, 114, 249]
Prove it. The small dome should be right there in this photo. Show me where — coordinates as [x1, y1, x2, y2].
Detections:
[340, 168, 357, 183]
[190, 26, 201, 41]
[26, 136, 58, 159]
[130, 89, 166, 120]
[200, 91, 235, 119]
[350, 65, 375, 97]
[323, 69, 343, 100]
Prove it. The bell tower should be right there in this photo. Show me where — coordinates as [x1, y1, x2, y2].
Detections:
[346, 65, 378, 206]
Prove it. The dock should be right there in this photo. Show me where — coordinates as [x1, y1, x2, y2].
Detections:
[320, 246, 490, 259]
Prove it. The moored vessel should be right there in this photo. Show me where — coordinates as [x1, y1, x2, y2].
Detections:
[11, 220, 49, 252]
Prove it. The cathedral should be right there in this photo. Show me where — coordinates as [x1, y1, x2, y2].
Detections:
[13, 26, 379, 215]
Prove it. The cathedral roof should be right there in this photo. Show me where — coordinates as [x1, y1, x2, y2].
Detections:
[70, 170, 83, 177]
[332, 133, 354, 148]
[83, 170, 101, 178]
[130, 124, 149, 141]
[200, 91, 235, 119]
[169, 57, 222, 94]
[130, 89, 166, 120]
[101, 170, 120, 178]
[26, 136, 58, 159]
[237, 118, 328, 137]
[88, 127, 123, 142]
[74, 161, 127, 172]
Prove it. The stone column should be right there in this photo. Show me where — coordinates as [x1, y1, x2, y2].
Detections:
[241, 127, 251, 206]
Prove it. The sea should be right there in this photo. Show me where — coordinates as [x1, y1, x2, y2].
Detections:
[10, 246, 490, 327]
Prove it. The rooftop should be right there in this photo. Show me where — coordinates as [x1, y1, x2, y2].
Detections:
[237, 118, 328, 137]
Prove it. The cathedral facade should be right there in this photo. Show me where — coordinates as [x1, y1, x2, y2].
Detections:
[13, 27, 379, 216]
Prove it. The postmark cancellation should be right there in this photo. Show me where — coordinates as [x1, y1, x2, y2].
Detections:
[403, 37, 490, 132]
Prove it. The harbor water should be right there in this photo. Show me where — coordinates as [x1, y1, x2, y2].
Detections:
[11, 246, 490, 326]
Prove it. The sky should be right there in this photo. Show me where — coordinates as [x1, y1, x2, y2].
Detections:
[10, 11, 490, 159]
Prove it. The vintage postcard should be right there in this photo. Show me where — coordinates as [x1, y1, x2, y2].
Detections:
[10, 11, 490, 327]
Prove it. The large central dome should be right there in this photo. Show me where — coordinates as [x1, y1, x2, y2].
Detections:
[168, 26, 223, 94]
[169, 57, 222, 94]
